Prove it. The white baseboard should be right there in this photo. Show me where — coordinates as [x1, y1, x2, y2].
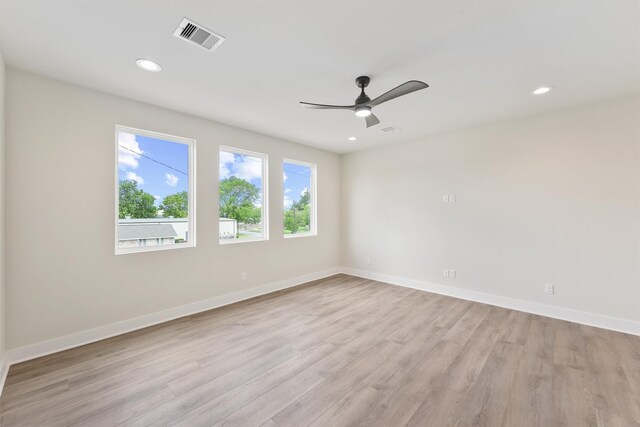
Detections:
[341, 267, 640, 337]
[4, 267, 342, 367]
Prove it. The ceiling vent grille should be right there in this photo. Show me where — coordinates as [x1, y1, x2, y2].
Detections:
[173, 18, 225, 51]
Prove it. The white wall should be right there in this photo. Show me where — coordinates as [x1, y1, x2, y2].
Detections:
[5, 69, 341, 350]
[0, 50, 6, 371]
[342, 95, 640, 327]
[4, 67, 639, 355]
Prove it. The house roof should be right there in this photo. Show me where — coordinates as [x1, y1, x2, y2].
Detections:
[119, 224, 178, 240]
[119, 218, 188, 224]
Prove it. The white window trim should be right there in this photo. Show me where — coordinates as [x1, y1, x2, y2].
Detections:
[114, 125, 196, 255]
[283, 158, 317, 239]
[219, 145, 269, 244]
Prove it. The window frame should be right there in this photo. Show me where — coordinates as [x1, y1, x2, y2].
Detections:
[114, 125, 196, 255]
[218, 145, 269, 245]
[283, 158, 317, 239]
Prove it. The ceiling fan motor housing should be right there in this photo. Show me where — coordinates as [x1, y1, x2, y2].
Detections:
[355, 76, 371, 104]
[355, 76, 370, 88]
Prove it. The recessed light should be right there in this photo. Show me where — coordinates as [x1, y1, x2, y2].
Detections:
[348, 137, 357, 141]
[136, 59, 162, 72]
[533, 86, 552, 95]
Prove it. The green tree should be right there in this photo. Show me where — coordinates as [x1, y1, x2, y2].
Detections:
[285, 190, 311, 233]
[237, 205, 262, 224]
[119, 180, 157, 219]
[302, 203, 311, 227]
[160, 191, 188, 218]
[219, 176, 262, 227]
[292, 190, 310, 211]
[284, 209, 300, 234]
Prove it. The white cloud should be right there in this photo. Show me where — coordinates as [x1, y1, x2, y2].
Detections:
[118, 132, 143, 170]
[220, 151, 235, 165]
[284, 195, 293, 209]
[283, 171, 288, 182]
[284, 188, 291, 194]
[126, 171, 144, 185]
[165, 173, 178, 187]
[219, 152, 262, 182]
[154, 195, 161, 200]
[235, 157, 262, 181]
[301, 187, 309, 196]
[219, 163, 230, 179]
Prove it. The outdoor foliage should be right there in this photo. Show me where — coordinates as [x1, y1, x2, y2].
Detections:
[160, 191, 188, 218]
[284, 190, 311, 234]
[119, 180, 157, 219]
[219, 176, 262, 225]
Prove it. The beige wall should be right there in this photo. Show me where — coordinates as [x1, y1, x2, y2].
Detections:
[4, 67, 639, 351]
[0, 50, 5, 361]
[342, 95, 640, 323]
[5, 69, 341, 349]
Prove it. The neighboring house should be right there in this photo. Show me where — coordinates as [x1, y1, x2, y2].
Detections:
[165, 218, 189, 241]
[119, 217, 238, 246]
[118, 218, 186, 248]
[219, 218, 238, 239]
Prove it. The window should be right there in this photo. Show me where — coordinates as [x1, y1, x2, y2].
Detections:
[283, 159, 316, 237]
[115, 126, 195, 254]
[219, 146, 268, 243]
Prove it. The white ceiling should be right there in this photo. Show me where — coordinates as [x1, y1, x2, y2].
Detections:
[0, 0, 638, 153]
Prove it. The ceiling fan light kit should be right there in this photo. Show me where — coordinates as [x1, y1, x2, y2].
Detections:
[355, 106, 372, 117]
[300, 75, 429, 128]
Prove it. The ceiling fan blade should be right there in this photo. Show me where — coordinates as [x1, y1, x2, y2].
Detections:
[365, 113, 380, 128]
[300, 102, 355, 110]
[368, 80, 429, 107]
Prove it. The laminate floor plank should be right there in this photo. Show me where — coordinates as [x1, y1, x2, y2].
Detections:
[500, 316, 554, 427]
[0, 274, 638, 427]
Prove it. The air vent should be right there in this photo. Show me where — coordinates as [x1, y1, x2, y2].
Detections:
[381, 126, 402, 133]
[173, 18, 225, 51]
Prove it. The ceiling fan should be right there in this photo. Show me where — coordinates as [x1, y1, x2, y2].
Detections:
[300, 76, 429, 128]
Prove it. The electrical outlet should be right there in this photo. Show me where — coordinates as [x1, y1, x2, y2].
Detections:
[449, 269, 456, 278]
[366, 257, 372, 265]
[443, 269, 450, 278]
[449, 194, 456, 203]
[544, 284, 554, 295]
[443, 195, 449, 203]
[241, 272, 247, 281]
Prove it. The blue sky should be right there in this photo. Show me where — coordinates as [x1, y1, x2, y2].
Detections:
[219, 150, 264, 207]
[118, 131, 189, 206]
[117, 136, 310, 211]
[218, 151, 310, 210]
[283, 162, 311, 209]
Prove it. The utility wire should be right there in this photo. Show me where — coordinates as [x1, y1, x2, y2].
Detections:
[119, 145, 309, 180]
[119, 145, 188, 176]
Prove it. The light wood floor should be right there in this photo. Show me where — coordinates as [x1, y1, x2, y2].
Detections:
[1, 275, 639, 426]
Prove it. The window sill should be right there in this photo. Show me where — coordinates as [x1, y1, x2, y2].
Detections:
[284, 233, 317, 239]
[115, 242, 196, 255]
[219, 237, 268, 245]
